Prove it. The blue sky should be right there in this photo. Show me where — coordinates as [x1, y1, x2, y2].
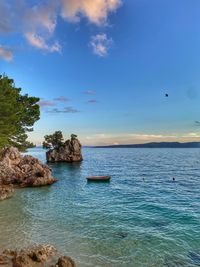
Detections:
[1, 0, 200, 145]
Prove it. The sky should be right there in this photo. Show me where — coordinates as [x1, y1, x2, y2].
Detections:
[1, 0, 200, 146]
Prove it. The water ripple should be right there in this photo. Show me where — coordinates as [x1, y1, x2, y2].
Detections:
[1, 148, 200, 266]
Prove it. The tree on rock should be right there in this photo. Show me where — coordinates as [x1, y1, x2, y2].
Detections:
[43, 131, 64, 149]
[43, 132, 83, 163]
[0, 75, 40, 151]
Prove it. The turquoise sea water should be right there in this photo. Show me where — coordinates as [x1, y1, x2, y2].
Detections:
[1, 148, 200, 266]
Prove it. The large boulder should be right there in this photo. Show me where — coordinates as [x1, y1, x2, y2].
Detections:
[0, 245, 76, 267]
[0, 147, 57, 188]
[12, 245, 56, 267]
[46, 135, 83, 163]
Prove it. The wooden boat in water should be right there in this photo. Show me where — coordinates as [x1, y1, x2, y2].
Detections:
[86, 176, 111, 182]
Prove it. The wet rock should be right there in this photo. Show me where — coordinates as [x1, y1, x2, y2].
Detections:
[46, 135, 82, 163]
[25, 244, 56, 263]
[0, 147, 57, 188]
[0, 185, 14, 200]
[56, 256, 76, 267]
[0, 245, 76, 267]
[13, 253, 33, 267]
[0, 254, 11, 267]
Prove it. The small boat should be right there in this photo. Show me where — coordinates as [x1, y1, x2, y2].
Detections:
[86, 176, 111, 182]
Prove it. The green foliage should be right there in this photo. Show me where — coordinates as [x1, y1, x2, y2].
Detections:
[43, 131, 64, 149]
[0, 74, 40, 151]
[71, 134, 77, 139]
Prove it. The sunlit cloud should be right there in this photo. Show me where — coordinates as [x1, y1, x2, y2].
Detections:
[183, 132, 200, 138]
[90, 33, 113, 57]
[60, 0, 121, 25]
[0, 46, 13, 62]
[0, 0, 121, 59]
[24, 1, 57, 34]
[83, 132, 200, 146]
[25, 32, 61, 52]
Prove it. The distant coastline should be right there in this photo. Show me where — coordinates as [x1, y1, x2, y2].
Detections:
[89, 142, 200, 148]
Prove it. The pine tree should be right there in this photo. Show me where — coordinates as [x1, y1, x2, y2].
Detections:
[43, 131, 64, 149]
[0, 75, 40, 151]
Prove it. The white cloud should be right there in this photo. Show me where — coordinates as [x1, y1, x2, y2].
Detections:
[0, 0, 122, 58]
[183, 132, 200, 138]
[0, 46, 13, 62]
[60, 0, 121, 25]
[0, 1, 12, 33]
[90, 33, 113, 56]
[25, 2, 57, 34]
[25, 32, 61, 53]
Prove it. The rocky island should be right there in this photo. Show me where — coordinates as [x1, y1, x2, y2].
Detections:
[43, 132, 83, 163]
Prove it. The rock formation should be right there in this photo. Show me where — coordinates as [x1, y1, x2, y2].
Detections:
[0, 245, 76, 267]
[0, 147, 57, 191]
[46, 135, 83, 163]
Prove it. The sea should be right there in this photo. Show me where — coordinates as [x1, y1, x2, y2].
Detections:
[0, 147, 200, 267]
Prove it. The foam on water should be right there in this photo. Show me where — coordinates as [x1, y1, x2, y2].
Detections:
[0, 148, 200, 266]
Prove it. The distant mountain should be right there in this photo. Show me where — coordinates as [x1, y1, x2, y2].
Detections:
[92, 142, 200, 148]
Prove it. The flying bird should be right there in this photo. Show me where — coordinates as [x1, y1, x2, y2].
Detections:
[165, 93, 168, 97]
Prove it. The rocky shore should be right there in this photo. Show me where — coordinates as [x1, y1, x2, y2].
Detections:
[0, 147, 57, 200]
[0, 245, 76, 267]
[0, 144, 79, 264]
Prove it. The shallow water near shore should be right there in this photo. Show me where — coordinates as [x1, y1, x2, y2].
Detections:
[1, 148, 200, 266]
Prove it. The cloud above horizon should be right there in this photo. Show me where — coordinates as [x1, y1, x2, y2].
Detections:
[90, 33, 113, 57]
[83, 90, 96, 95]
[47, 107, 80, 113]
[25, 32, 61, 53]
[54, 96, 69, 102]
[0, 0, 122, 60]
[84, 132, 200, 145]
[0, 46, 13, 62]
[38, 100, 55, 107]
